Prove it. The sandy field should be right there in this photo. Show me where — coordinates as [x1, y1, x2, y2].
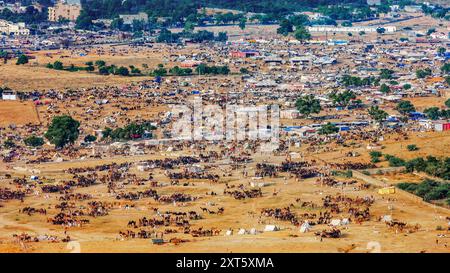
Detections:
[0, 101, 40, 126]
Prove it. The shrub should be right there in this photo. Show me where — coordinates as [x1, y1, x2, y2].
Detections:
[407, 144, 418, 151]
[24, 135, 44, 147]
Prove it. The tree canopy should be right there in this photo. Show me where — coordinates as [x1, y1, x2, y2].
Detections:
[295, 95, 321, 117]
[395, 100, 415, 116]
[368, 105, 388, 123]
[44, 115, 80, 148]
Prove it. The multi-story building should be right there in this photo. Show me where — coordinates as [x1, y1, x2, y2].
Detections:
[0, 20, 30, 36]
[367, 0, 381, 5]
[307, 25, 397, 33]
[48, 0, 82, 22]
[119, 12, 149, 25]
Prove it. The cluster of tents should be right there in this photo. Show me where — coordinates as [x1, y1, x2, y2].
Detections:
[223, 218, 352, 236]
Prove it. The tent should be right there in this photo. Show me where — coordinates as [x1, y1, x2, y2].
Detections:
[225, 230, 233, 236]
[151, 238, 164, 244]
[249, 228, 257, 235]
[330, 219, 341, 226]
[237, 229, 246, 235]
[381, 215, 392, 222]
[300, 222, 311, 233]
[264, 225, 280, 232]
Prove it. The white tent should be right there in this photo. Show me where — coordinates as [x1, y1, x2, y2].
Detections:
[300, 222, 311, 233]
[225, 229, 233, 236]
[237, 229, 246, 235]
[381, 215, 392, 222]
[249, 228, 257, 235]
[264, 225, 280, 232]
[330, 219, 341, 226]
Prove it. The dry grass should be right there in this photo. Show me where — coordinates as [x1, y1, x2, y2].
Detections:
[0, 101, 40, 126]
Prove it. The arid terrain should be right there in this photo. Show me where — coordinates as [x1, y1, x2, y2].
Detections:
[0, 6, 449, 254]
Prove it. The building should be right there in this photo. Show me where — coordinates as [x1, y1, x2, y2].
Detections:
[367, 0, 381, 5]
[404, 5, 422, 13]
[48, 0, 82, 22]
[0, 20, 29, 36]
[2, 90, 17, 100]
[230, 50, 259, 58]
[434, 121, 450, 132]
[307, 25, 396, 33]
[119, 12, 148, 25]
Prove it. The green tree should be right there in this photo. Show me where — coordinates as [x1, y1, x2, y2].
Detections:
[294, 26, 311, 43]
[84, 135, 97, 143]
[99, 66, 109, 75]
[368, 105, 388, 124]
[44, 115, 80, 148]
[240, 67, 249, 74]
[238, 18, 246, 30]
[277, 19, 293, 36]
[24, 135, 44, 147]
[441, 63, 450, 74]
[445, 98, 450, 108]
[95, 60, 106, 67]
[318, 122, 339, 135]
[115, 66, 129, 76]
[407, 144, 418, 151]
[16, 54, 29, 65]
[329, 90, 356, 108]
[153, 66, 167, 76]
[380, 83, 390, 94]
[295, 95, 321, 117]
[416, 68, 432, 79]
[380, 69, 394, 79]
[75, 10, 94, 30]
[395, 100, 415, 116]
[183, 21, 195, 33]
[53, 61, 63, 70]
[424, 107, 441, 120]
[376, 27, 385, 34]
[3, 139, 15, 149]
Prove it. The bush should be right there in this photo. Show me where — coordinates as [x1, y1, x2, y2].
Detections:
[399, 179, 450, 202]
[16, 54, 29, 65]
[385, 155, 405, 167]
[369, 151, 382, 163]
[24, 135, 44, 147]
[84, 135, 97, 143]
[3, 139, 15, 148]
[369, 151, 382, 158]
[407, 144, 418, 151]
[95, 60, 106, 67]
[53, 61, 64, 70]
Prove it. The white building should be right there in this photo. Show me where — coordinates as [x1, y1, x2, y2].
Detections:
[119, 12, 148, 25]
[2, 90, 17, 100]
[404, 5, 422, 13]
[0, 20, 29, 36]
[367, 0, 381, 6]
[307, 25, 396, 33]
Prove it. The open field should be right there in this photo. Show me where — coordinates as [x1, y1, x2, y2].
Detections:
[0, 101, 40, 126]
[0, 158, 448, 253]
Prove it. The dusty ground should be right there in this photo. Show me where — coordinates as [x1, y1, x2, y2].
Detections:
[0, 101, 40, 126]
[0, 129, 449, 253]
